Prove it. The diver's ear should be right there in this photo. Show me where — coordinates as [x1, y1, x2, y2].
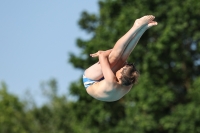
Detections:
[119, 74, 123, 80]
[116, 73, 122, 81]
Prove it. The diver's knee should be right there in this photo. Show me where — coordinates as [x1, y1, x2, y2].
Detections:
[108, 56, 120, 64]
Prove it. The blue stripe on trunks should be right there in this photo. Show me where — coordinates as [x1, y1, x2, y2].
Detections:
[82, 75, 104, 89]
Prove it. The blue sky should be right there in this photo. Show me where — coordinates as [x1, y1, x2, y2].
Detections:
[0, 1, 98, 105]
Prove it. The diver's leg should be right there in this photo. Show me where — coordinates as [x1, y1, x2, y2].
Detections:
[108, 15, 155, 65]
[84, 15, 155, 80]
[121, 21, 158, 61]
[111, 21, 158, 72]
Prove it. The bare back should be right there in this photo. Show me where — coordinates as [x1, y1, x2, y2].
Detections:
[86, 79, 132, 102]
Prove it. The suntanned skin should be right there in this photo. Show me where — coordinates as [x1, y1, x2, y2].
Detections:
[87, 50, 132, 102]
[84, 15, 158, 102]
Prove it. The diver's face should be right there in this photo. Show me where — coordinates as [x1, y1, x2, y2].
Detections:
[116, 65, 127, 79]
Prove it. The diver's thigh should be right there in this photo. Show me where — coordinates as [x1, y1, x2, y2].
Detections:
[84, 62, 103, 80]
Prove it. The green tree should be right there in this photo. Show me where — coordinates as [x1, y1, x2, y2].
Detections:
[69, 0, 200, 133]
[0, 82, 36, 133]
[0, 80, 80, 133]
[29, 79, 80, 133]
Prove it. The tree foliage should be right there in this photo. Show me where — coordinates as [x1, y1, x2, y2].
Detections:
[0, 82, 36, 133]
[69, 0, 200, 132]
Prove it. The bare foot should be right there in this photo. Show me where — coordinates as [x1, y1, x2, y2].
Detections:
[147, 21, 158, 29]
[138, 21, 158, 33]
[133, 15, 155, 28]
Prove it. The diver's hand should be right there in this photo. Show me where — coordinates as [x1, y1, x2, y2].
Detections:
[90, 49, 112, 58]
[90, 51, 102, 57]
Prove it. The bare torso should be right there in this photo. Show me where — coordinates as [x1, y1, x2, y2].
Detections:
[86, 80, 132, 102]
